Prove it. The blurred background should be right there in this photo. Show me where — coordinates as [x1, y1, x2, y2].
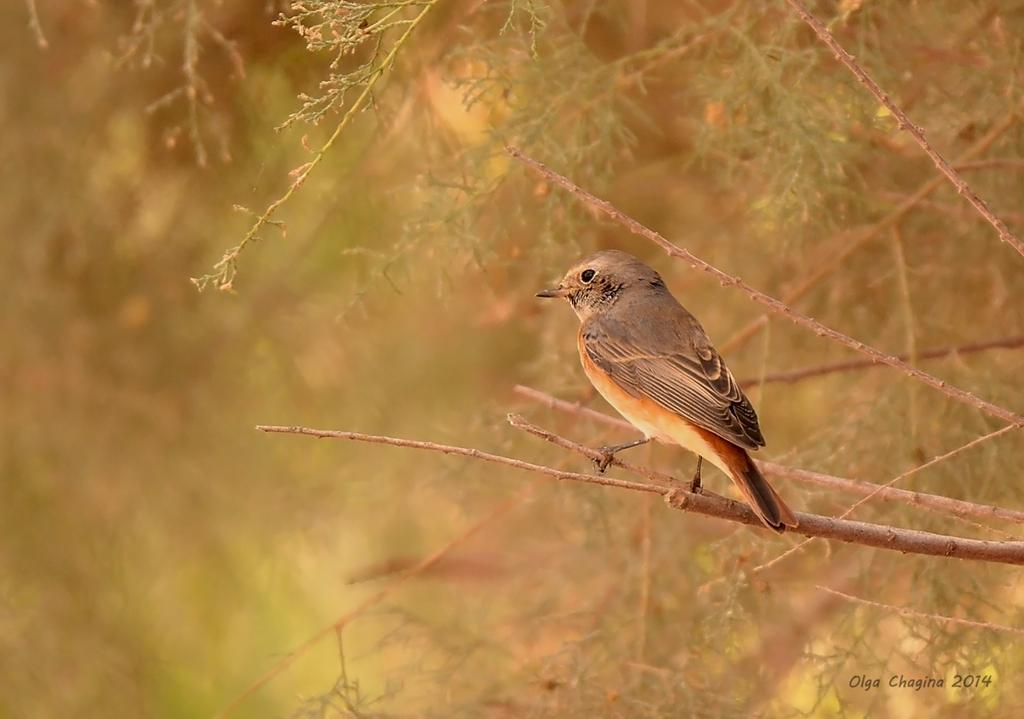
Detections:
[3, 1, 1024, 717]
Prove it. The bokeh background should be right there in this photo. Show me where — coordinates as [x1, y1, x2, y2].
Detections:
[4, 1, 1024, 717]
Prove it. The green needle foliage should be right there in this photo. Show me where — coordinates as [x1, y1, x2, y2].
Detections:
[4, 1, 1024, 718]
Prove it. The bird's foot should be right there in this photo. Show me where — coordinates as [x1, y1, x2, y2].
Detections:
[689, 457, 703, 493]
[593, 447, 616, 474]
[591, 436, 650, 474]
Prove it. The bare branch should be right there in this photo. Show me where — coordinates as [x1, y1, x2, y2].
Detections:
[817, 585, 1024, 638]
[513, 384, 634, 431]
[512, 385, 1024, 526]
[507, 412, 681, 487]
[506, 146, 1024, 428]
[256, 425, 1024, 566]
[782, 0, 1024, 259]
[257, 423, 669, 493]
[737, 335, 1024, 387]
[760, 462, 1024, 527]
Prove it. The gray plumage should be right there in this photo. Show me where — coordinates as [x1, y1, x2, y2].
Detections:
[568, 250, 765, 451]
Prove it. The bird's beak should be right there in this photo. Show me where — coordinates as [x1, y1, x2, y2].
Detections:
[536, 286, 570, 299]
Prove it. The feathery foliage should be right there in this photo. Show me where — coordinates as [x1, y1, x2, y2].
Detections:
[4, 1, 1024, 717]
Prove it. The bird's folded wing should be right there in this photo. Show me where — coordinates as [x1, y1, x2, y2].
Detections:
[582, 320, 765, 450]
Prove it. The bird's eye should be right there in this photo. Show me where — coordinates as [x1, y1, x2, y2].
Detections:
[580, 269, 596, 283]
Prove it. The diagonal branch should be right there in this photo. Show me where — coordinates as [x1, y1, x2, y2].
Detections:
[506, 146, 1024, 428]
[507, 413, 682, 487]
[817, 585, 1024, 638]
[736, 335, 1024, 387]
[782, 0, 1024, 258]
[256, 425, 1024, 566]
[512, 384, 1024, 526]
[760, 462, 1024, 527]
[719, 107, 1020, 354]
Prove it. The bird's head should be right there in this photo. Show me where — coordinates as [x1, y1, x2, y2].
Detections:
[536, 249, 665, 321]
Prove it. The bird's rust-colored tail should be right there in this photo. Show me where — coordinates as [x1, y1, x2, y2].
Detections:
[728, 450, 798, 533]
[696, 427, 798, 533]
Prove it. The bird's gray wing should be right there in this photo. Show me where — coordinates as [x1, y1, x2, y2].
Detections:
[582, 316, 765, 450]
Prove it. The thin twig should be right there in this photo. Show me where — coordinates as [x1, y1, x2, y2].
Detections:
[256, 425, 1024, 566]
[215, 491, 527, 718]
[817, 585, 1024, 638]
[512, 385, 1024, 525]
[509, 413, 725, 500]
[759, 462, 1024, 526]
[514, 384, 635, 431]
[193, 0, 439, 291]
[782, 0, 1024, 258]
[259, 423, 671, 493]
[507, 412, 681, 487]
[834, 425, 1018, 521]
[183, 0, 208, 168]
[25, 0, 47, 49]
[956, 159, 1024, 172]
[879, 191, 1024, 227]
[736, 335, 1024, 387]
[507, 146, 1024, 428]
[891, 226, 919, 437]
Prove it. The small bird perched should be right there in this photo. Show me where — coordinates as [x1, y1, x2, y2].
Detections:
[537, 249, 797, 532]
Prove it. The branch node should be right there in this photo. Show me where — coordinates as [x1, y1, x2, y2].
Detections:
[664, 487, 689, 510]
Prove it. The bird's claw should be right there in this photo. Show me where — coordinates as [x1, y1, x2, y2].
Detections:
[593, 447, 615, 474]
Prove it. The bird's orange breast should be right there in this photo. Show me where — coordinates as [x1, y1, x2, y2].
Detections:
[577, 328, 737, 476]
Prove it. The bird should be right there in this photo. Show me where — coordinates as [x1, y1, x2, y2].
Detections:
[536, 249, 797, 532]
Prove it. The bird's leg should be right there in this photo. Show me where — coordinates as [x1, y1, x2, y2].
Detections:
[594, 436, 650, 474]
[689, 456, 703, 493]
